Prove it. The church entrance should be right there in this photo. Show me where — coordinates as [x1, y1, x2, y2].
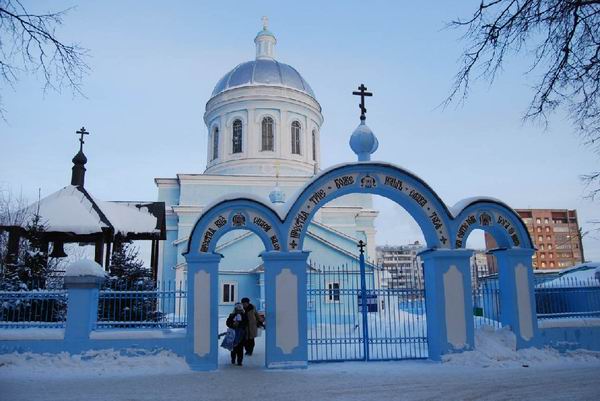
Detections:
[183, 162, 537, 370]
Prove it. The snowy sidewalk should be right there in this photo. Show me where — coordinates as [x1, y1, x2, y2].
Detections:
[1, 359, 600, 401]
[1, 327, 600, 401]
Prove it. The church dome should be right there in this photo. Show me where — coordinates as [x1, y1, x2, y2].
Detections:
[211, 59, 316, 99]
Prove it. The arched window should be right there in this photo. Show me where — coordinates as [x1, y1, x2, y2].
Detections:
[291, 121, 301, 155]
[261, 117, 274, 151]
[212, 127, 219, 161]
[312, 129, 317, 161]
[232, 120, 242, 154]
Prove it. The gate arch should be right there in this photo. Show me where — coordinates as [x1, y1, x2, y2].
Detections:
[186, 197, 284, 256]
[183, 161, 538, 370]
[282, 162, 453, 252]
[450, 198, 533, 250]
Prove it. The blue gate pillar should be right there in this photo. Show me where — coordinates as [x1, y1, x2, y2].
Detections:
[183, 253, 221, 370]
[261, 250, 310, 369]
[64, 269, 105, 341]
[489, 248, 538, 348]
[420, 249, 475, 361]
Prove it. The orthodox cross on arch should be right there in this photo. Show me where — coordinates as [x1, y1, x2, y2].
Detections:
[352, 84, 373, 121]
[76, 127, 90, 152]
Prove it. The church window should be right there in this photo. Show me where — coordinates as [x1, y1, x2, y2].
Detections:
[291, 121, 301, 155]
[327, 282, 340, 302]
[261, 117, 274, 151]
[312, 129, 317, 161]
[232, 119, 242, 154]
[222, 282, 237, 304]
[212, 127, 219, 161]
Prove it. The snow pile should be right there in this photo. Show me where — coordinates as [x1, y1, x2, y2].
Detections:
[0, 349, 190, 379]
[64, 259, 106, 278]
[443, 326, 600, 367]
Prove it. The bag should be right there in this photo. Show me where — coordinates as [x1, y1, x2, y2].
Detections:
[220, 328, 236, 351]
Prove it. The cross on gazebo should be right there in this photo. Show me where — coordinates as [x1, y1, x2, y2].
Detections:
[357, 240, 366, 255]
[76, 127, 90, 152]
[352, 84, 373, 121]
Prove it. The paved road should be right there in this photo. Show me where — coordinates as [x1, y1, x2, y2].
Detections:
[2, 361, 600, 401]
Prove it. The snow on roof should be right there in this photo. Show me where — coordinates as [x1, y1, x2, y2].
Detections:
[26, 186, 109, 234]
[22, 185, 159, 236]
[537, 262, 600, 288]
[94, 199, 158, 236]
[448, 196, 511, 218]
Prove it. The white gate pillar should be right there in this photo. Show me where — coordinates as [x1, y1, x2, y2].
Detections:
[420, 249, 475, 361]
[261, 250, 310, 369]
[183, 253, 221, 370]
[489, 248, 538, 348]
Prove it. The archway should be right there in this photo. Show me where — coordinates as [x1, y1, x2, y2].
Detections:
[213, 228, 267, 368]
[452, 198, 538, 348]
[305, 193, 429, 361]
[183, 197, 283, 370]
[183, 162, 538, 369]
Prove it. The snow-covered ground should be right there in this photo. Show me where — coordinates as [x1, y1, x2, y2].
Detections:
[1, 326, 600, 401]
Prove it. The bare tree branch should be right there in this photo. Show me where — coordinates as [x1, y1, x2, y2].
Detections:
[447, 0, 600, 199]
[0, 0, 88, 120]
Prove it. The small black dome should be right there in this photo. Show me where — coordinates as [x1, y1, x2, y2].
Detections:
[72, 150, 87, 165]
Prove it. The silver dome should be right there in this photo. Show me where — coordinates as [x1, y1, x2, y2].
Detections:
[211, 59, 316, 98]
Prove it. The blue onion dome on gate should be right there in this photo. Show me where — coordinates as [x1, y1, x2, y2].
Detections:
[350, 120, 378, 161]
[269, 184, 286, 204]
[210, 18, 316, 99]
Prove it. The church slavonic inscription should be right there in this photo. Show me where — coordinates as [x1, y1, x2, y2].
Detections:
[384, 176, 403, 191]
[334, 175, 354, 189]
[308, 189, 327, 205]
[497, 214, 521, 246]
[455, 214, 477, 248]
[429, 211, 443, 230]
[200, 215, 227, 252]
[409, 189, 428, 207]
[253, 216, 272, 232]
[290, 210, 310, 240]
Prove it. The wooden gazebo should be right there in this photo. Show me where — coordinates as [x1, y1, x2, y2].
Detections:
[1, 128, 166, 278]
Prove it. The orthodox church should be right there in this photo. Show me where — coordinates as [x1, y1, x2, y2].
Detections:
[155, 20, 378, 314]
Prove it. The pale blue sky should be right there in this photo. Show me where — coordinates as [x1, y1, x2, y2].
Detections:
[1, 1, 598, 260]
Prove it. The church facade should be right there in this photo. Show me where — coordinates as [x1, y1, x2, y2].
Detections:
[155, 21, 377, 315]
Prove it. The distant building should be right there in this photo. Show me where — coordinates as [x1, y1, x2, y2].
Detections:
[485, 208, 584, 271]
[376, 242, 425, 289]
[471, 250, 490, 287]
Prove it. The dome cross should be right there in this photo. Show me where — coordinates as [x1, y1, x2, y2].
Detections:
[76, 126, 90, 152]
[352, 84, 373, 121]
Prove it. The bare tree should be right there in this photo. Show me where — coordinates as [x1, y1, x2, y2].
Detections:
[0, 0, 88, 118]
[447, 0, 600, 198]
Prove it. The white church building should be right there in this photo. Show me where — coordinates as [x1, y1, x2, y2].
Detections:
[155, 21, 378, 314]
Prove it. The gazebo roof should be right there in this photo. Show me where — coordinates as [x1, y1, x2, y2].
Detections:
[4, 185, 165, 241]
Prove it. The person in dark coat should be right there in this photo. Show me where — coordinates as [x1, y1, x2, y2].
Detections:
[241, 297, 263, 356]
[226, 302, 248, 366]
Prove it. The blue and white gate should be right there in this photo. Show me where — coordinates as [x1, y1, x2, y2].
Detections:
[183, 110, 538, 370]
[307, 244, 427, 362]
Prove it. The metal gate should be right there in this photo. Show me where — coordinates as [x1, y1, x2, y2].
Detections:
[307, 247, 428, 362]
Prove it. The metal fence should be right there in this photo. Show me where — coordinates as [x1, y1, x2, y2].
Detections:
[97, 280, 187, 329]
[472, 278, 501, 328]
[535, 276, 600, 320]
[0, 277, 67, 328]
[307, 260, 427, 362]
